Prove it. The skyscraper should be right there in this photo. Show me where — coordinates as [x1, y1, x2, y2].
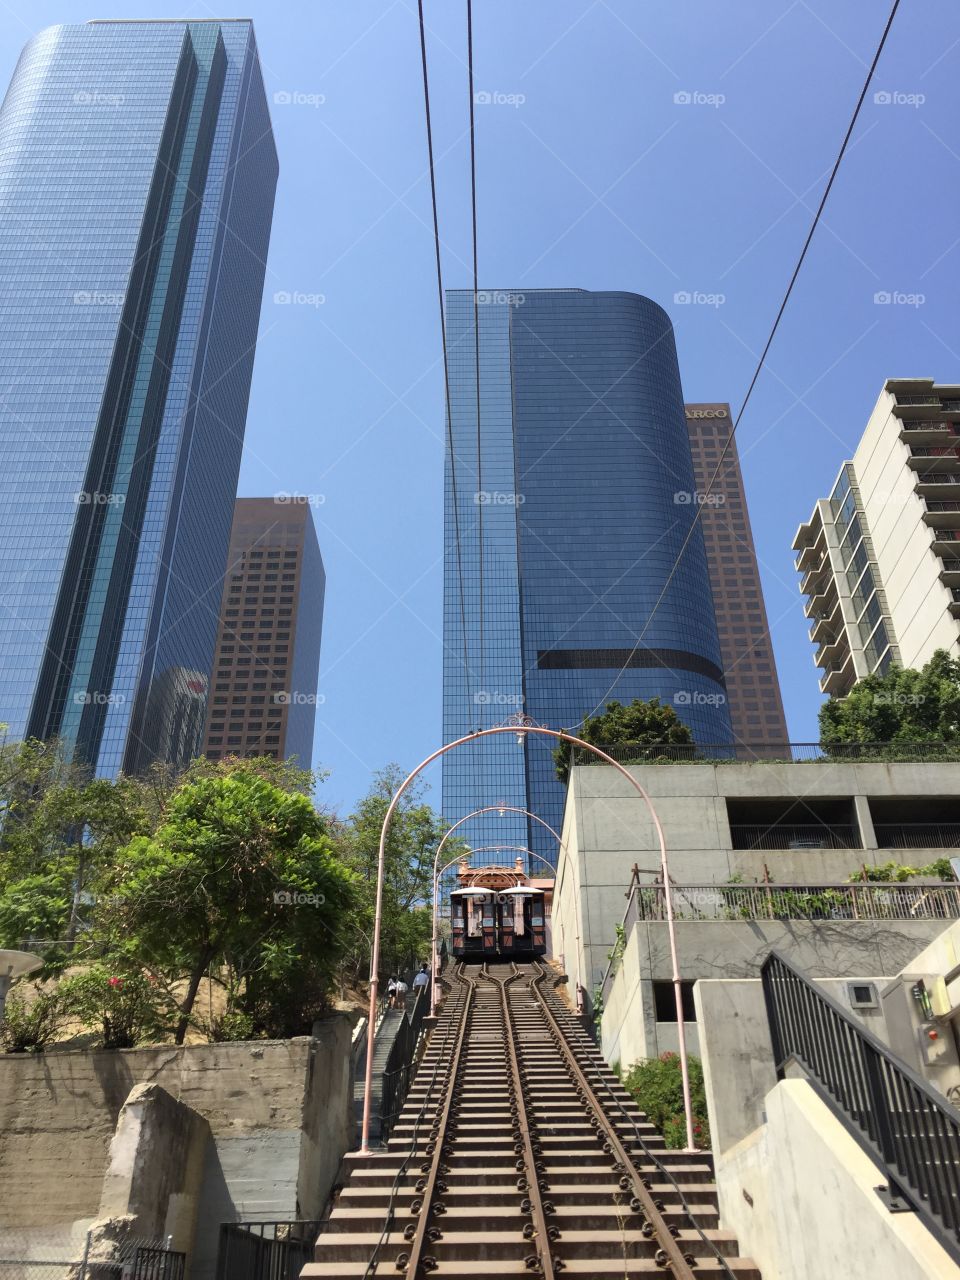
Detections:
[442, 289, 733, 865]
[0, 20, 277, 775]
[685, 403, 788, 750]
[795, 378, 960, 695]
[203, 498, 325, 766]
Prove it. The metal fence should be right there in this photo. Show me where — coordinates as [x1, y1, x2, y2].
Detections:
[762, 949, 960, 1263]
[570, 740, 960, 767]
[874, 823, 960, 850]
[0, 1230, 185, 1280]
[598, 874, 960, 1004]
[730, 822, 858, 850]
[636, 882, 960, 924]
[214, 1221, 321, 1280]
[378, 982, 430, 1141]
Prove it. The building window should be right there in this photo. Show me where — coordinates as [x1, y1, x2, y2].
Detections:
[653, 981, 697, 1022]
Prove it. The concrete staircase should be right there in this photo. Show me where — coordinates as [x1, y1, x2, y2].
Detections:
[352, 1008, 405, 1144]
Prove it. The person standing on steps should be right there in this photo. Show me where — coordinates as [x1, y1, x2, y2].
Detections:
[413, 964, 430, 994]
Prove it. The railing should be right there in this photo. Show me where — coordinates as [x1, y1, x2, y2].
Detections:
[378, 982, 430, 1141]
[214, 1221, 321, 1280]
[730, 822, 858, 850]
[131, 1245, 186, 1280]
[874, 823, 960, 850]
[570, 741, 960, 767]
[636, 882, 960, 923]
[762, 950, 960, 1262]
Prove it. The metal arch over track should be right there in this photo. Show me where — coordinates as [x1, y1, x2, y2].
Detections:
[306, 962, 761, 1278]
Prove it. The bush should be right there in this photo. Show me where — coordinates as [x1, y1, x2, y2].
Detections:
[59, 965, 173, 1049]
[208, 1007, 257, 1042]
[623, 1052, 710, 1149]
[0, 983, 67, 1053]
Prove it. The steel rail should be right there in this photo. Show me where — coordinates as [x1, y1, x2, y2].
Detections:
[532, 964, 740, 1280]
[395, 963, 479, 1276]
[529, 963, 698, 1279]
[485, 963, 559, 1279]
[362, 962, 470, 1279]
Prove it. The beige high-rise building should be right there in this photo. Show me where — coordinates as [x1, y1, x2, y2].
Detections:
[794, 378, 960, 696]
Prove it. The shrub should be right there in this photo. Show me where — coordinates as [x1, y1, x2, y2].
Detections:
[623, 1051, 710, 1149]
[208, 1007, 257, 1042]
[0, 983, 67, 1053]
[59, 965, 173, 1049]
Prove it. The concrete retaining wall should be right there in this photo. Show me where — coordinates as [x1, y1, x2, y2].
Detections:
[0, 1019, 353, 1280]
[717, 1079, 959, 1280]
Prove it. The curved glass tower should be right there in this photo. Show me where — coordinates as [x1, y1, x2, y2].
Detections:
[442, 289, 733, 865]
[0, 21, 277, 774]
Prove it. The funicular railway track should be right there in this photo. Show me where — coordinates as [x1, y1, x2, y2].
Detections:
[305, 962, 760, 1278]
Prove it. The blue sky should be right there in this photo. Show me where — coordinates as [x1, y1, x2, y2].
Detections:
[1, 1, 957, 817]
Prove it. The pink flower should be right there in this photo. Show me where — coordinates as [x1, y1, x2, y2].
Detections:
[108, 977, 122, 988]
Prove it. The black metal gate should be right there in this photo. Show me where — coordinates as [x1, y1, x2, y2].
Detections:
[215, 1222, 320, 1280]
[131, 1245, 186, 1280]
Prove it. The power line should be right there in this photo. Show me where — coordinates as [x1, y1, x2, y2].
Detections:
[571, 0, 903, 729]
[417, 0, 472, 703]
[466, 0, 484, 715]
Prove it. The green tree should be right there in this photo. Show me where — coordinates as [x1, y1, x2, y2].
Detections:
[100, 768, 357, 1043]
[554, 698, 694, 783]
[339, 767, 453, 984]
[819, 649, 960, 748]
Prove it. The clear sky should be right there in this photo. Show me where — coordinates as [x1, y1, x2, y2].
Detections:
[1, 1, 957, 817]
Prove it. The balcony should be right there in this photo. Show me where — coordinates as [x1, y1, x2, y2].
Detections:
[900, 421, 958, 444]
[923, 502, 960, 528]
[932, 530, 960, 555]
[636, 882, 960, 923]
[815, 633, 849, 670]
[800, 561, 832, 598]
[803, 578, 840, 620]
[941, 559, 960, 587]
[895, 395, 942, 407]
[821, 655, 856, 697]
[809, 605, 841, 646]
[951, 588, 960, 618]
[908, 445, 960, 471]
[915, 472, 960, 497]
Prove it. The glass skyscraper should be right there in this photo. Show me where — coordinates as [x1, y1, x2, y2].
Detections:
[442, 289, 733, 865]
[0, 20, 277, 775]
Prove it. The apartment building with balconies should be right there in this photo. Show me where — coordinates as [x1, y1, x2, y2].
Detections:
[794, 378, 960, 695]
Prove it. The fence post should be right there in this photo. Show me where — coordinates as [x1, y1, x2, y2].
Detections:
[78, 1228, 92, 1280]
[861, 1043, 909, 1207]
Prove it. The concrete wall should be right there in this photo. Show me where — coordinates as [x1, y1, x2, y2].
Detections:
[0, 1020, 353, 1280]
[600, 909, 914, 1079]
[98, 1083, 209, 1260]
[694, 977, 891, 1156]
[553, 760, 960, 995]
[717, 1079, 959, 1280]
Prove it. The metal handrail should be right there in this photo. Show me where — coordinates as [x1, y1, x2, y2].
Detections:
[761, 949, 960, 1262]
[637, 882, 960, 923]
[214, 1221, 321, 1280]
[570, 741, 960, 766]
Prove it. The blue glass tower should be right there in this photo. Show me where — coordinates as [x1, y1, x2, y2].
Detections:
[0, 21, 277, 775]
[442, 289, 733, 865]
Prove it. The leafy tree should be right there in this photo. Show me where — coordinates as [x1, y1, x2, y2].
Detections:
[554, 698, 694, 783]
[819, 650, 960, 748]
[0, 871, 73, 969]
[338, 768, 454, 985]
[100, 768, 357, 1043]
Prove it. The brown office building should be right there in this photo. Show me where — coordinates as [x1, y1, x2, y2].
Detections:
[684, 403, 789, 751]
[203, 497, 325, 765]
